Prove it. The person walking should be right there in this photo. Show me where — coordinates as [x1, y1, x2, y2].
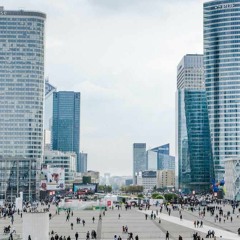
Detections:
[166, 231, 170, 240]
[75, 232, 79, 240]
[92, 217, 95, 223]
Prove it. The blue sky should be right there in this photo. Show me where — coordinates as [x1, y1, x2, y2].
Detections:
[2, 0, 204, 175]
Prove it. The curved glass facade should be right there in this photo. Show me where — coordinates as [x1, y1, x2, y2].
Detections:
[0, 9, 46, 160]
[204, 0, 240, 181]
[177, 90, 214, 192]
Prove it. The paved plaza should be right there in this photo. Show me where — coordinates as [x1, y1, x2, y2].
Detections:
[1, 203, 240, 239]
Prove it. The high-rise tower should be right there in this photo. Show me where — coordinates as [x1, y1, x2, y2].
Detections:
[0, 7, 46, 161]
[133, 143, 147, 184]
[176, 54, 213, 192]
[0, 7, 46, 200]
[52, 91, 81, 171]
[204, 0, 240, 181]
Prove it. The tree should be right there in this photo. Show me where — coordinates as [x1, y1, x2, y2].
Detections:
[121, 185, 143, 193]
[164, 193, 178, 202]
[98, 185, 112, 193]
[152, 193, 164, 199]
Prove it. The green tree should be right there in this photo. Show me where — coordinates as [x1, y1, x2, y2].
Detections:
[121, 185, 143, 193]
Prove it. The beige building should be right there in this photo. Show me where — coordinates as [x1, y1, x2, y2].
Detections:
[74, 170, 100, 184]
[157, 170, 175, 189]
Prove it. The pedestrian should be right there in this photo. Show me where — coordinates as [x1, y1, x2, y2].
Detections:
[135, 235, 139, 240]
[86, 231, 90, 240]
[166, 231, 170, 240]
[82, 219, 85, 226]
[71, 223, 73, 230]
[28, 236, 31, 240]
[75, 232, 78, 240]
[92, 216, 95, 223]
[178, 235, 183, 240]
[118, 214, 121, 219]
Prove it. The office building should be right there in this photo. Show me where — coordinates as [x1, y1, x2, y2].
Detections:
[224, 158, 240, 201]
[0, 157, 37, 201]
[44, 79, 56, 131]
[0, 7, 46, 200]
[52, 91, 81, 171]
[0, 7, 46, 161]
[141, 171, 157, 191]
[204, 1, 240, 181]
[80, 152, 87, 173]
[176, 54, 213, 192]
[147, 144, 175, 171]
[133, 143, 147, 184]
[44, 150, 77, 185]
[157, 170, 175, 189]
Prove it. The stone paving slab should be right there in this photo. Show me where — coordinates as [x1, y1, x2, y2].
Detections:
[0, 203, 239, 240]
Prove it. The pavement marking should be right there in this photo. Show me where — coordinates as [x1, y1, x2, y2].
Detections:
[139, 210, 239, 240]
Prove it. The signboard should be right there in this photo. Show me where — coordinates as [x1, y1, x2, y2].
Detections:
[73, 183, 98, 194]
[40, 165, 65, 190]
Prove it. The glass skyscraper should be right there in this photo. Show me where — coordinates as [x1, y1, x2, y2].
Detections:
[52, 91, 81, 171]
[0, 7, 45, 160]
[147, 144, 175, 171]
[133, 143, 147, 184]
[0, 7, 45, 200]
[176, 54, 214, 192]
[204, 0, 240, 181]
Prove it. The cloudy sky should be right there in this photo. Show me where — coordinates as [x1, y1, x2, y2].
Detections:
[3, 0, 205, 176]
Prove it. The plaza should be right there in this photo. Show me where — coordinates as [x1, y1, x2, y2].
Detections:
[1, 202, 240, 240]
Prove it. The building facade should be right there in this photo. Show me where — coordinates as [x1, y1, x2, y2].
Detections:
[0, 7, 46, 161]
[0, 158, 37, 201]
[133, 143, 147, 184]
[80, 152, 87, 173]
[157, 170, 175, 189]
[204, 0, 240, 181]
[224, 158, 240, 201]
[176, 54, 214, 193]
[52, 91, 81, 171]
[147, 144, 175, 171]
[44, 150, 77, 185]
[141, 170, 157, 191]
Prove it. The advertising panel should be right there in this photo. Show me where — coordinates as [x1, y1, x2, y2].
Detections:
[73, 183, 98, 194]
[40, 165, 65, 190]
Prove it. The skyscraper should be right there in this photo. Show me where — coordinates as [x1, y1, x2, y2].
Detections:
[0, 7, 46, 161]
[52, 91, 81, 171]
[0, 7, 46, 200]
[133, 143, 147, 184]
[204, 0, 240, 181]
[176, 54, 213, 192]
[44, 79, 56, 131]
[44, 79, 56, 150]
[147, 144, 175, 171]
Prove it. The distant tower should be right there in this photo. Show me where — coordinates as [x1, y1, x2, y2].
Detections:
[52, 91, 81, 171]
[80, 152, 88, 173]
[44, 79, 56, 150]
[133, 143, 147, 184]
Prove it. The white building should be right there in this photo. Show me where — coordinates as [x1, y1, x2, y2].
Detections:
[44, 150, 77, 185]
[141, 171, 157, 191]
[224, 158, 240, 201]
